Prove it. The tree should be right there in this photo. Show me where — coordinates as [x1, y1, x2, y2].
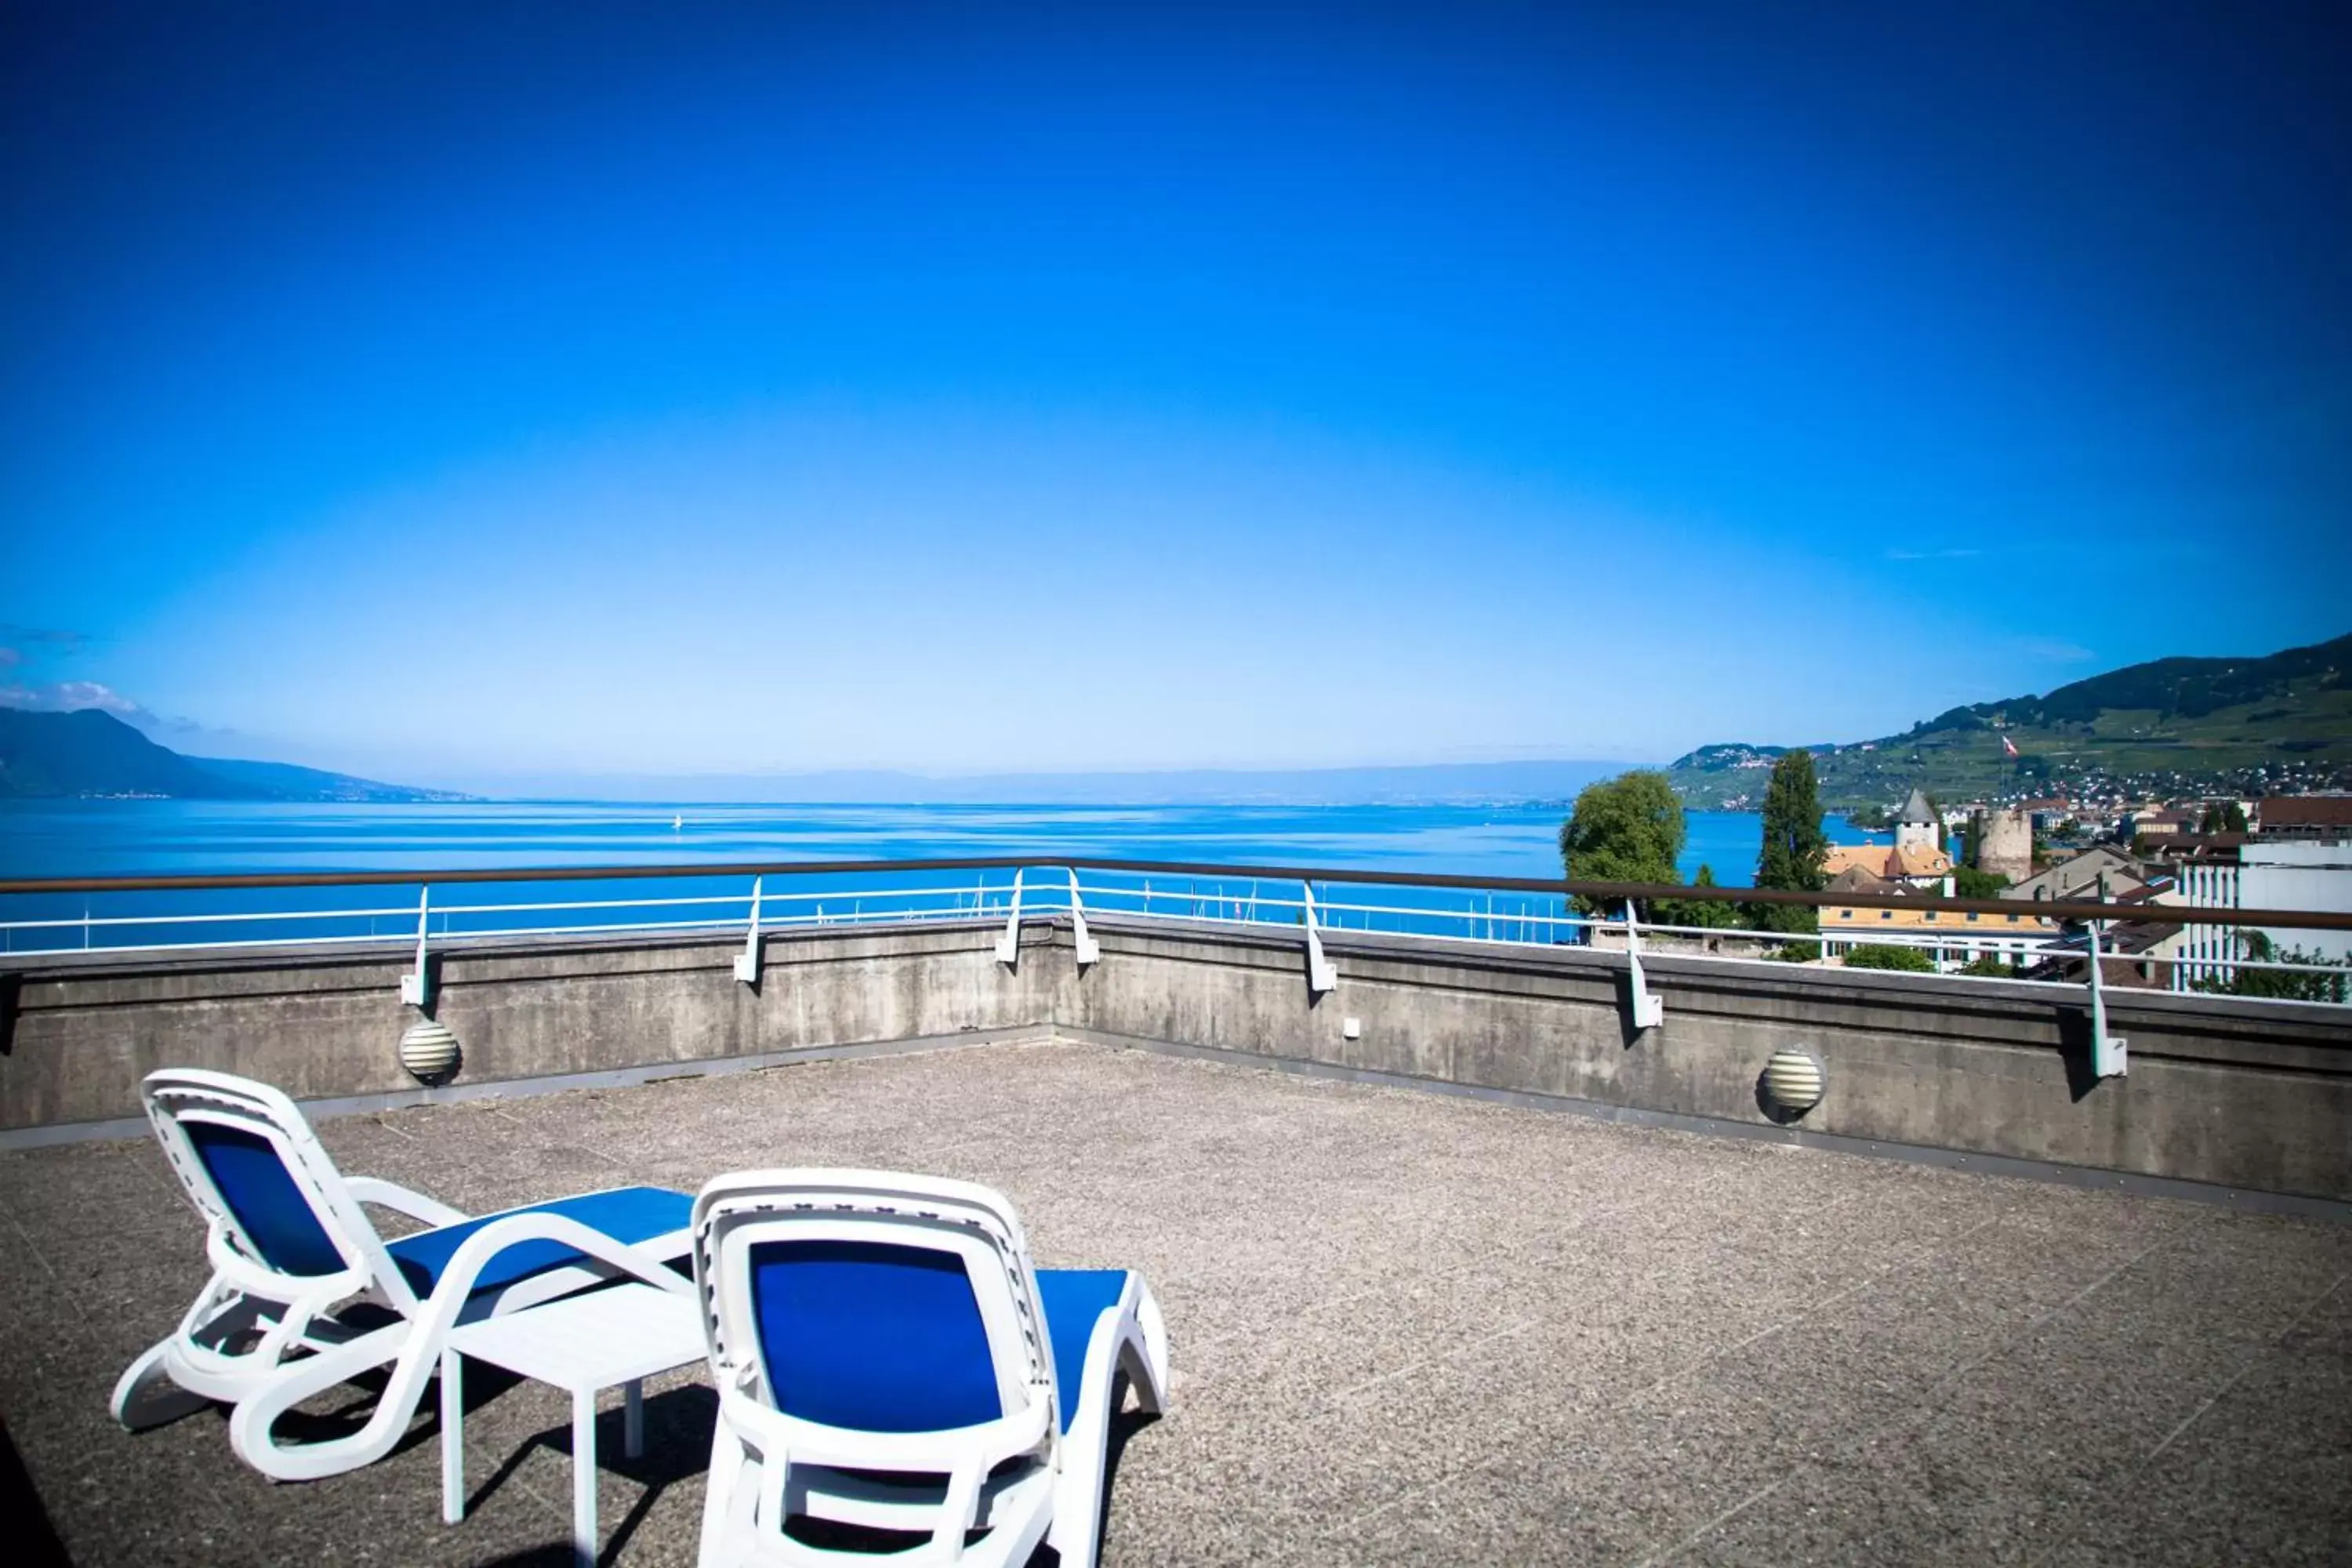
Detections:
[1843, 943, 1935, 973]
[1660, 864, 1740, 929]
[1952, 865, 2009, 899]
[1557, 770, 1685, 918]
[2198, 801, 2249, 834]
[1749, 750, 1828, 936]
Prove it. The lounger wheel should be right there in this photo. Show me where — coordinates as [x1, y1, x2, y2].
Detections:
[110, 1340, 215, 1432]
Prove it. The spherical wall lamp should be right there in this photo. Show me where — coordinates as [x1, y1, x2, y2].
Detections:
[398, 1018, 462, 1085]
[1761, 1046, 1826, 1120]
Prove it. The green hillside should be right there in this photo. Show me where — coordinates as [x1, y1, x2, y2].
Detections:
[1669, 633, 2352, 811]
[0, 708, 472, 801]
[0, 708, 269, 799]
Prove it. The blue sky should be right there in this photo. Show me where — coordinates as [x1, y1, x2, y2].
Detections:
[4, 2, 2347, 784]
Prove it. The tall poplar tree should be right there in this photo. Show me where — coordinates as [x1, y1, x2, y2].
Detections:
[1750, 750, 1828, 938]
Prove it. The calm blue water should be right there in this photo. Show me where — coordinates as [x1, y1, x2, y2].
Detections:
[0, 800, 1882, 954]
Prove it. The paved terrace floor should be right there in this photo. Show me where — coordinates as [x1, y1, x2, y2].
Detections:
[3, 1040, 2350, 1566]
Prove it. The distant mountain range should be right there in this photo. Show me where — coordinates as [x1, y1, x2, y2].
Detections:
[0, 709, 477, 802]
[23, 633, 2345, 815]
[2, 707, 1623, 806]
[441, 758, 1628, 806]
[1670, 632, 2352, 811]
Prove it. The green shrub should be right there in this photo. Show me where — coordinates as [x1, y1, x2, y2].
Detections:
[1843, 943, 1935, 973]
[2190, 932, 2351, 1004]
[1951, 865, 2009, 899]
[1657, 863, 1740, 929]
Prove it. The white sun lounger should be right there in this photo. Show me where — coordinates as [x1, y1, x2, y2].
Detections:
[111, 1068, 695, 1483]
[691, 1169, 1171, 1568]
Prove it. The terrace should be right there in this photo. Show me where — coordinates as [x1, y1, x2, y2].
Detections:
[4, 1038, 2349, 1565]
[0, 857, 2348, 1563]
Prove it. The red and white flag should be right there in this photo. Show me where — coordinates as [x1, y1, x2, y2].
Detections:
[2001, 733, 2020, 759]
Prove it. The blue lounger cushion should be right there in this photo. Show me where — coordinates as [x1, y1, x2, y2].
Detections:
[185, 1120, 350, 1278]
[744, 1244, 1134, 1437]
[751, 1240, 1004, 1434]
[387, 1185, 692, 1299]
[1036, 1269, 1131, 1434]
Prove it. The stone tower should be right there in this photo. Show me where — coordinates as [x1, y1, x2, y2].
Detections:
[1895, 788, 1940, 856]
[1976, 808, 2033, 884]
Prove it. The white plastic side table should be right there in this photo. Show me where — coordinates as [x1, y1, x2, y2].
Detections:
[441, 1282, 707, 1567]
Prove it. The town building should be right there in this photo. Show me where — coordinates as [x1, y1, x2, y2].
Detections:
[2160, 837, 2352, 984]
[1825, 787, 1953, 889]
[2003, 844, 2146, 904]
[2016, 797, 2074, 830]
[2256, 795, 2352, 840]
[2132, 808, 2197, 840]
[1818, 884, 2056, 971]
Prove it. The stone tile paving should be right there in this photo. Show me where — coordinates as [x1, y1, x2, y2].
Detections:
[2, 1040, 2347, 1565]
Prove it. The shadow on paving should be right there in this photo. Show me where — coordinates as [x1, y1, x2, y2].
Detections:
[468, 1383, 717, 1565]
[474, 1395, 1162, 1568]
[0, 1418, 71, 1568]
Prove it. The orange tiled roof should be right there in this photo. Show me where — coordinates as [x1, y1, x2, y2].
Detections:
[1822, 844, 1886, 878]
[1823, 843, 1952, 880]
[1892, 844, 1953, 877]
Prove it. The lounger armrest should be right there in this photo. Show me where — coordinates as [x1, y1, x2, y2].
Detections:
[344, 1177, 468, 1229]
[717, 1377, 1051, 1475]
[429, 1210, 699, 1308]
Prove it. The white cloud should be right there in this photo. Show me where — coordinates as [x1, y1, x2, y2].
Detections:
[0, 680, 154, 721]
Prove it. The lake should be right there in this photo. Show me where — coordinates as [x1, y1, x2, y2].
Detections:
[0, 798, 1880, 883]
[0, 800, 1885, 955]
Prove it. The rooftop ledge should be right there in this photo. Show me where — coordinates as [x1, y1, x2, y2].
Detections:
[4, 1039, 2349, 1565]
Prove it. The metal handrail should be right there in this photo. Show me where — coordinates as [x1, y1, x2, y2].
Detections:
[4, 854, 2348, 931]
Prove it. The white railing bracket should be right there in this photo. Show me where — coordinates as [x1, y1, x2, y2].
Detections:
[995, 869, 1025, 967]
[1067, 869, 1099, 969]
[398, 887, 434, 1010]
[1624, 901, 1664, 1032]
[1301, 883, 1338, 997]
[733, 877, 764, 987]
[2085, 876, 2127, 1078]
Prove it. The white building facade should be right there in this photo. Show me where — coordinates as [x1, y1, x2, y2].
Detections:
[2169, 840, 2352, 988]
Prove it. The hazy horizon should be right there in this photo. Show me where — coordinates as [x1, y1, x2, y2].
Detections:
[280, 756, 1644, 806]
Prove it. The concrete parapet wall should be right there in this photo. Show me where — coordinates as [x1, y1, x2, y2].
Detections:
[1060, 921, 2352, 1201]
[0, 923, 1047, 1131]
[5, 916, 2347, 1200]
